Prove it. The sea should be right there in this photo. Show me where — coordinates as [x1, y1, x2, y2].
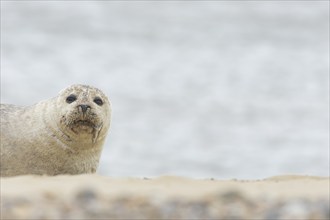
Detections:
[1, 1, 329, 179]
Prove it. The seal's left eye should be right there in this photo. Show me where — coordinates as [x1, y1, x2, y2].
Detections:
[66, 95, 77, 104]
[94, 97, 103, 106]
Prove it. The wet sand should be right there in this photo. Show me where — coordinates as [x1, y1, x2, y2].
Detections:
[1, 175, 329, 219]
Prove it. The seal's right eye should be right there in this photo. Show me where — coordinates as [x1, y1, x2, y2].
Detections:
[66, 95, 77, 104]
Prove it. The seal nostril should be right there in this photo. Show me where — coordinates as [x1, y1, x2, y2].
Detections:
[79, 105, 91, 113]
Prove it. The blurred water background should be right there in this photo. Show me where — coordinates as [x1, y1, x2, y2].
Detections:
[1, 1, 329, 179]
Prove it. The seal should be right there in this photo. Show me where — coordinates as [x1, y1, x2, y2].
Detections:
[0, 84, 111, 177]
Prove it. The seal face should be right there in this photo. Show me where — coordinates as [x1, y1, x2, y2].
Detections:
[55, 85, 111, 146]
[0, 84, 111, 177]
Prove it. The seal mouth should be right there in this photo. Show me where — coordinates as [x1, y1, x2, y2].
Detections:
[74, 120, 95, 128]
[70, 120, 103, 144]
[70, 119, 97, 136]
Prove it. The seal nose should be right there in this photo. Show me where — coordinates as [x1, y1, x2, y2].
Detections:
[79, 104, 91, 113]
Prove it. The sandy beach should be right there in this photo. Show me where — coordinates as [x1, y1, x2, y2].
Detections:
[1, 175, 329, 219]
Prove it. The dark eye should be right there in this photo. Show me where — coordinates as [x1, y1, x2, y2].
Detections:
[94, 97, 103, 106]
[66, 95, 77, 104]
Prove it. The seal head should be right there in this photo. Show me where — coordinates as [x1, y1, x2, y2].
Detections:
[53, 85, 111, 146]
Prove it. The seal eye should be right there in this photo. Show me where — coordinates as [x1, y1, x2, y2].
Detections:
[66, 95, 77, 104]
[94, 97, 103, 106]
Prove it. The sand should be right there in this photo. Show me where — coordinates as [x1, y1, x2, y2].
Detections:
[1, 175, 329, 219]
